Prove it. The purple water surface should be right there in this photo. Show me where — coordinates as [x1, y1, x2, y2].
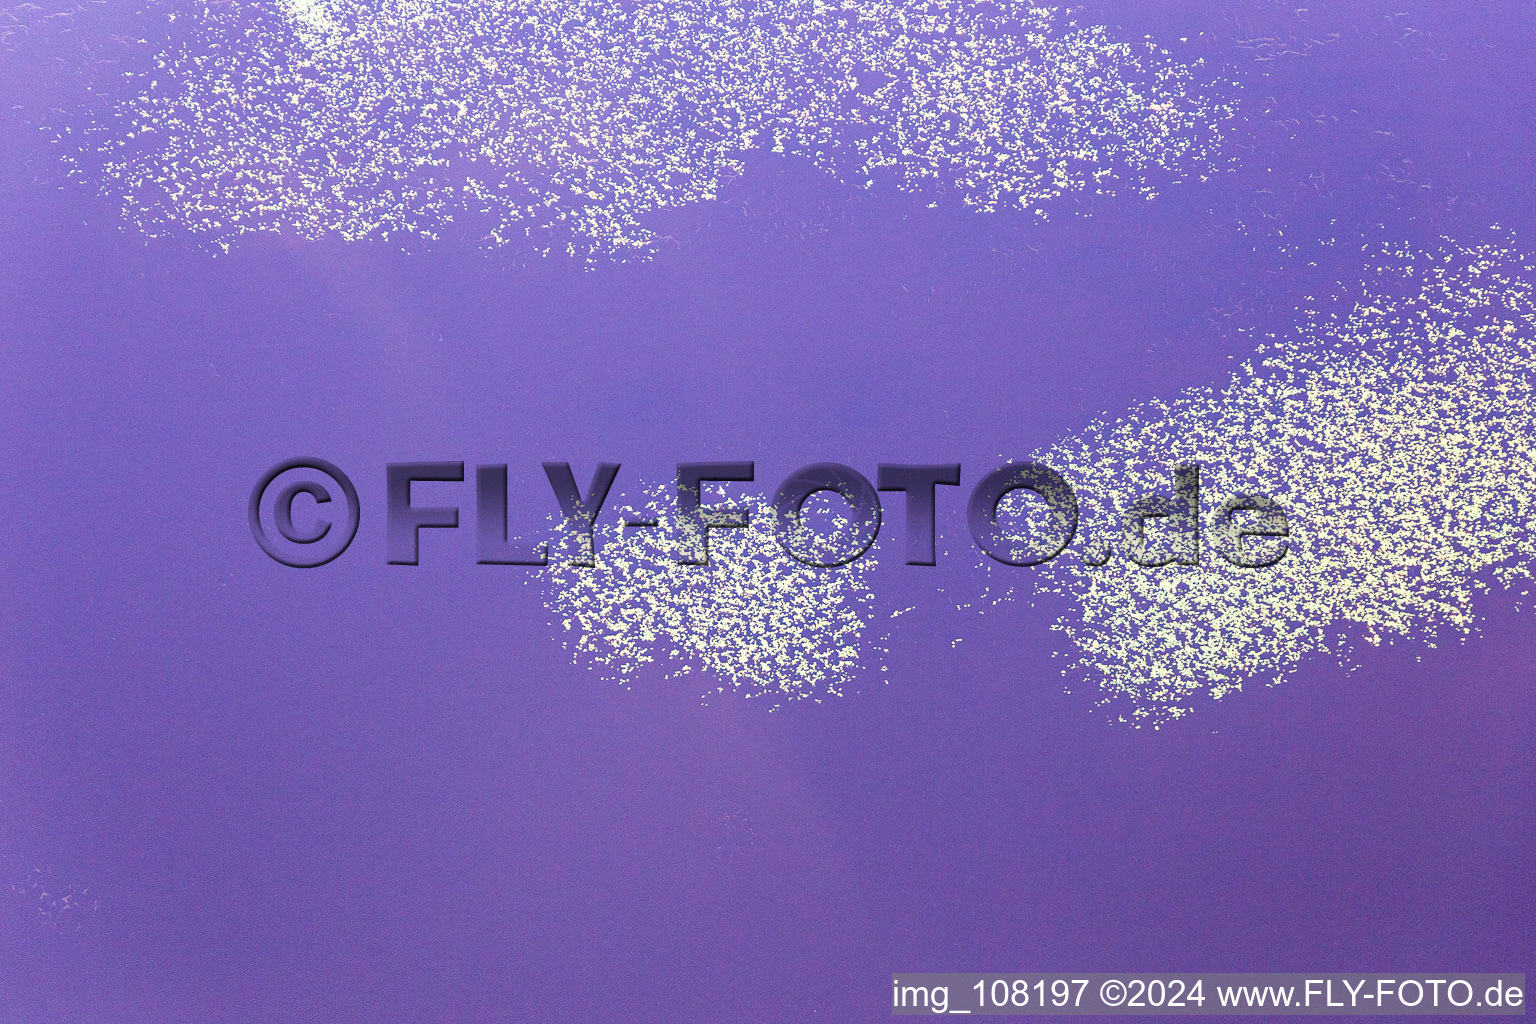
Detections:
[1, 2, 1532, 1021]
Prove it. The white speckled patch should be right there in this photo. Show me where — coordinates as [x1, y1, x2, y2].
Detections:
[545, 484, 882, 705]
[64, 0, 1236, 259]
[1000, 234, 1536, 726]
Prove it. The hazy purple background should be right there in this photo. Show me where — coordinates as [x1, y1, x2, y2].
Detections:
[1, 2, 1532, 1020]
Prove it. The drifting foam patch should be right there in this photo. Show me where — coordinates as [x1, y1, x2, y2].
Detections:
[64, 0, 1236, 258]
[1004, 233, 1536, 727]
[544, 484, 882, 705]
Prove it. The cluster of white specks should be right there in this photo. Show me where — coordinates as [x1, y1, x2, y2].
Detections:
[712, 809, 761, 862]
[65, 0, 1235, 259]
[7, 867, 99, 931]
[544, 485, 881, 705]
[992, 233, 1536, 727]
